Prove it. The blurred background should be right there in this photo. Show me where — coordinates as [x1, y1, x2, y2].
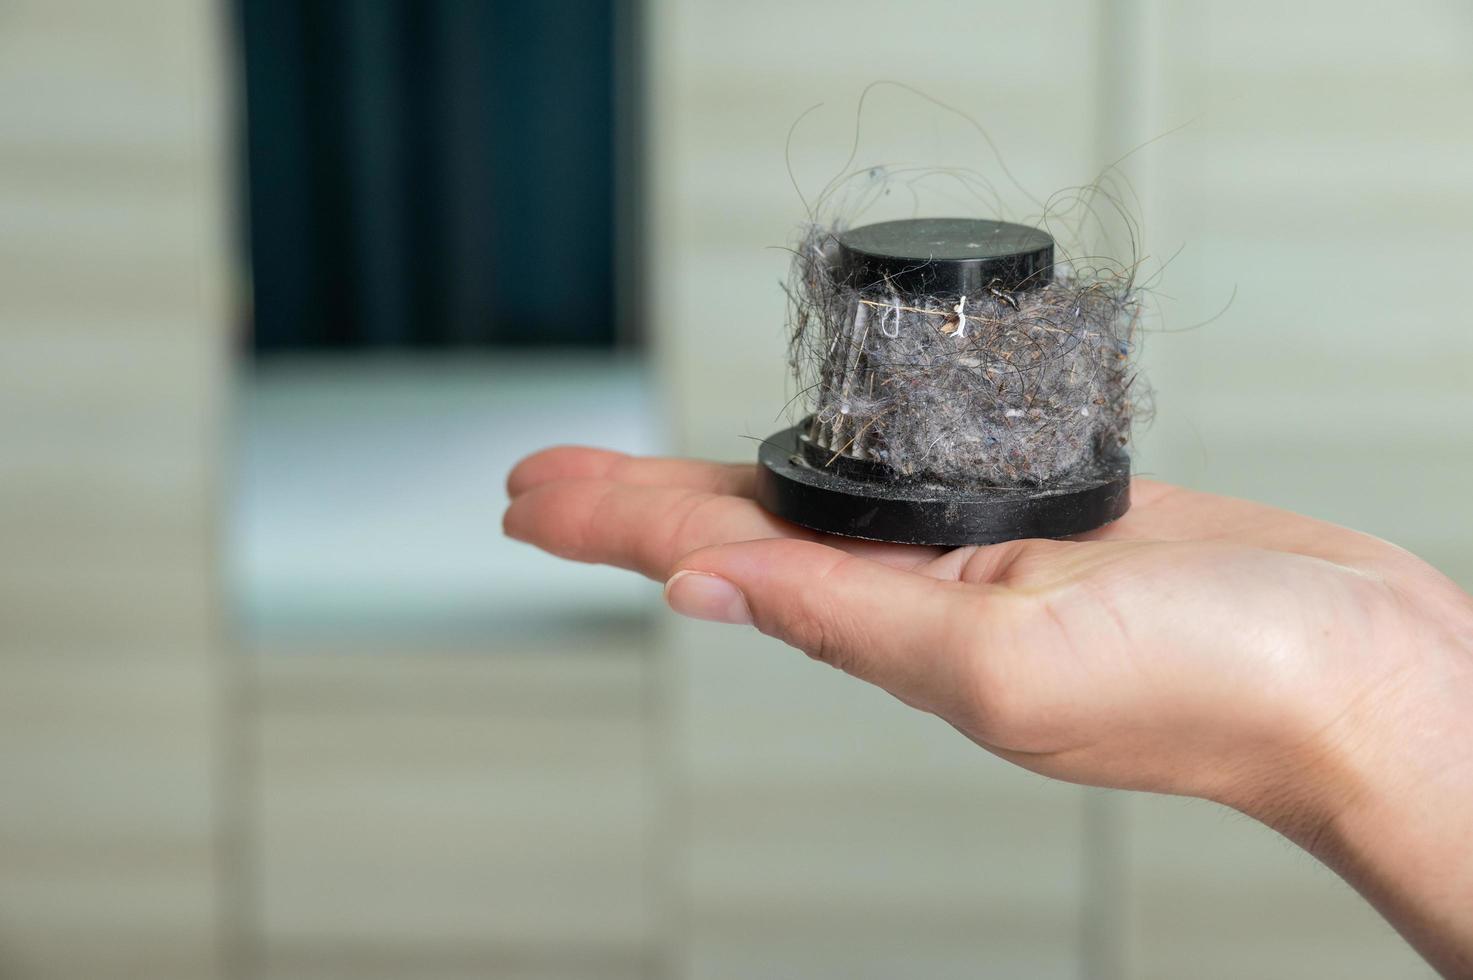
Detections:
[2, 0, 1470, 978]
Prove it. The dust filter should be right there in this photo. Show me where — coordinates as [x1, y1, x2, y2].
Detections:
[756, 216, 1139, 546]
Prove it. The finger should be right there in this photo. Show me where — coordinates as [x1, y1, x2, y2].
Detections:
[504, 477, 941, 579]
[1073, 479, 1380, 564]
[1061, 478, 1182, 543]
[1128, 477, 1181, 507]
[920, 537, 1080, 585]
[504, 479, 778, 578]
[666, 538, 1005, 719]
[507, 446, 756, 499]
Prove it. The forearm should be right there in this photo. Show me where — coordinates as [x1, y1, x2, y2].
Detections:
[1263, 624, 1473, 978]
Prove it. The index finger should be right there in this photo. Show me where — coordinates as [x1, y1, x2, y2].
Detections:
[507, 446, 757, 499]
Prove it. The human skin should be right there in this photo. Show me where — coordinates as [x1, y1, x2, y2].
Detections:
[503, 445, 1473, 977]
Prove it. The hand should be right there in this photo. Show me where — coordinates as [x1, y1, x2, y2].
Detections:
[504, 445, 1473, 976]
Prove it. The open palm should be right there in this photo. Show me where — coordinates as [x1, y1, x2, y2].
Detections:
[504, 445, 1472, 828]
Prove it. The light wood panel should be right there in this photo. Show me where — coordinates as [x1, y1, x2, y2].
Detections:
[0, 1, 231, 977]
[648, 1, 1113, 976]
[665, 621, 1087, 980]
[1104, 1, 1467, 977]
[646, 0, 1469, 977]
[253, 646, 661, 980]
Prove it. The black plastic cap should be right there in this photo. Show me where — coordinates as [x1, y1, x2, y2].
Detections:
[756, 422, 1130, 546]
[835, 217, 1055, 295]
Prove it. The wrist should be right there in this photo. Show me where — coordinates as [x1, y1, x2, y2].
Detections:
[1223, 595, 1472, 832]
[1273, 628, 1473, 858]
[1238, 615, 1473, 973]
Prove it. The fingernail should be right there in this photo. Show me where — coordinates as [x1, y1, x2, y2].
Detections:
[501, 507, 528, 542]
[664, 571, 752, 625]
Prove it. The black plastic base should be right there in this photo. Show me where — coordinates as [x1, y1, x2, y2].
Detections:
[755, 423, 1131, 546]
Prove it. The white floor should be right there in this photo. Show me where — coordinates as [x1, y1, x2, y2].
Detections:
[229, 353, 666, 649]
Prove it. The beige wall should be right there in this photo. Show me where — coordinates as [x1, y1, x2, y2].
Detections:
[646, 0, 1469, 977]
[1114, 4, 1470, 977]
[3, 1, 1469, 978]
[0, 1, 231, 978]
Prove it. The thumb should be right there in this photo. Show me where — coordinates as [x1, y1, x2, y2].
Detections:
[664, 538, 995, 715]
